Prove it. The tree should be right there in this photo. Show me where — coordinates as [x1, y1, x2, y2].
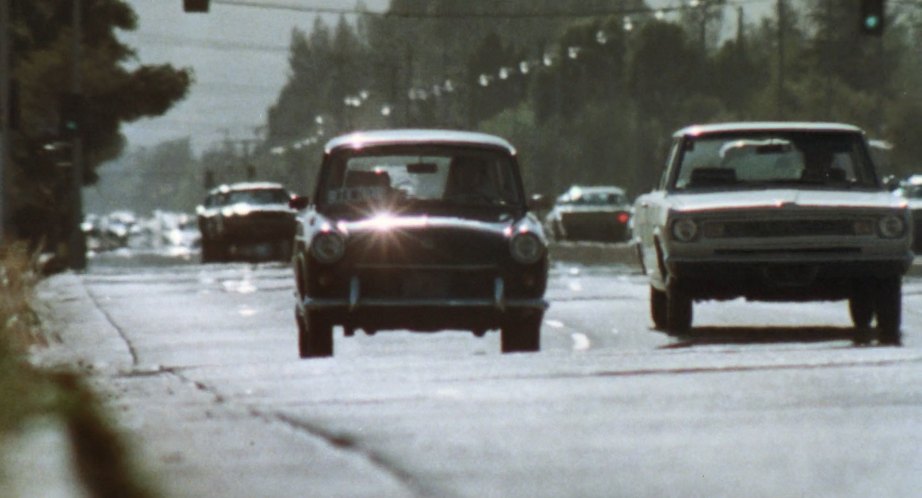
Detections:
[10, 0, 192, 245]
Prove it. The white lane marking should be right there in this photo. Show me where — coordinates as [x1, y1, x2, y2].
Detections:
[238, 306, 257, 317]
[545, 319, 565, 329]
[571, 333, 591, 351]
[568, 281, 583, 292]
[222, 279, 257, 294]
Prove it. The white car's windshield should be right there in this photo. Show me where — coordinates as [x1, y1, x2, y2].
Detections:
[673, 132, 877, 190]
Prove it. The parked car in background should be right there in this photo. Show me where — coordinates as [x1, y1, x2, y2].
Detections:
[196, 182, 297, 262]
[899, 174, 922, 253]
[290, 129, 549, 358]
[632, 122, 913, 345]
[544, 185, 632, 242]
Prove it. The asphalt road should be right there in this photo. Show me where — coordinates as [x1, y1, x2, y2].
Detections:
[33, 248, 922, 498]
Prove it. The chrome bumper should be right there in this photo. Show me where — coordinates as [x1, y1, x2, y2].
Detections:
[301, 276, 548, 311]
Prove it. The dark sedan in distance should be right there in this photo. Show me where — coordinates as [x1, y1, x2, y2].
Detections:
[545, 185, 632, 242]
[290, 129, 549, 358]
[196, 182, 297, 262]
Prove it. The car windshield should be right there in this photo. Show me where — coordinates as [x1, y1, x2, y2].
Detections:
[320, 147, 522, 210]
[673, 132, 877, 191]
[226, 189, 291, 205]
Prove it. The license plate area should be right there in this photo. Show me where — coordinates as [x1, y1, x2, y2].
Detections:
[401, 271, 451, 298]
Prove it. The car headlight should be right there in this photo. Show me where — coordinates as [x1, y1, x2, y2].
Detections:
[878, 215, 906, 238]
[510, 232, 544, 264]
[311, 232, 345, 263]
[671, 218, 699, 242]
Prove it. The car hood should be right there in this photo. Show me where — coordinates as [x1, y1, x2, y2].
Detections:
[669, 189, 908, 213]
[340, 213, 540, 238]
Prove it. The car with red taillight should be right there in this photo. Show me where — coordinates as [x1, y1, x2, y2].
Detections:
[544, 185, 632, 242]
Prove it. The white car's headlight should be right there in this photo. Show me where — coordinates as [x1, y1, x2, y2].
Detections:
[877, 215, 906, 238]
[510, 232, 544, 264]
[311, 232, 346, 263]
[671, 218, 699, 242]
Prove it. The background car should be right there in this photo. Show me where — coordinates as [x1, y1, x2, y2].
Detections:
[196, 182, 297, 262]
[633, 122, 914, 346]
[544, 185, 632, 242]
[898, 174, 922, 253]
[291, 129, 549, 358]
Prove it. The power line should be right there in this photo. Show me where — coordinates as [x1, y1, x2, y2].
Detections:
[213, 0, 774, 19]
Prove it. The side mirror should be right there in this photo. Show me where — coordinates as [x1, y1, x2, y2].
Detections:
[289, 195, 310, 210]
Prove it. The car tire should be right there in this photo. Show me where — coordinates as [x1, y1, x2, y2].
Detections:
[297, 309, 333, 358]
[666, 289, 692, 333]
[650, 286, 667, 330]
[201, 239, 217, 263]
[501, 313, 542, 353]
[848, 291, 874, 329]
[874, 277, 902, 346]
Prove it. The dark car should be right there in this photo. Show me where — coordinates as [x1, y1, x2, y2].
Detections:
[544, 185, 632, 242]
[899, 175, 922, 253]
[196, 182, 296, 262]
[290, 129, 549, 358]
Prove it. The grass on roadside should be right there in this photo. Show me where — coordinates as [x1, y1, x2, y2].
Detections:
[0, 244, 159, 498]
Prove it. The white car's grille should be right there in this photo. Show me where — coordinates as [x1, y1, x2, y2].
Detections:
[705, 219, 860, 238]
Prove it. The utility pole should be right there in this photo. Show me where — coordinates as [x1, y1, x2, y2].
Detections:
[68, 0, 87, 270]
[0, 0, 10, 244]
[776, 0, 785, 118]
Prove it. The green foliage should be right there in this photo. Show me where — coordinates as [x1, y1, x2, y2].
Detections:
[9, 0, 192, 245]
[258, 1, 922, 203]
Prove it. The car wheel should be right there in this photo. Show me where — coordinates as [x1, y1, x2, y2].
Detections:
[666, 289, 692, 333]
[875, 277, 902, 346]
[501, 313, 542, 353]
[297, 309, 333, 358]
[849, 291, 874, 329]
[650, 286, 667, 330]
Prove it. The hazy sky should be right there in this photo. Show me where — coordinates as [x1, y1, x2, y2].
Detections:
[119, 0, 773, 154]
[120, 0, 388, 152]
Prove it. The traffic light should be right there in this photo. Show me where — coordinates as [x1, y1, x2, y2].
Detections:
[59, 92, 84, 137]
[183, 0, 210, 12]
[859, 0, 885, 36]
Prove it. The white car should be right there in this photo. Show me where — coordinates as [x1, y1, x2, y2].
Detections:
[898, 175, 922, 253]
[632, 122, 913, 345]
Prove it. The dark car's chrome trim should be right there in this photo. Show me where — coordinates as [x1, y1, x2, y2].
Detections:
[356, 263, 497, 271]
[313, 274, 546, 312]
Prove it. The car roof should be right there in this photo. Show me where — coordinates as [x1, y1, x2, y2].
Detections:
[324, 129, 517, 155]
[566, 185, 626, 194]
[906, 174, 922, 186]
[211, 182, 288, 194]
[674, 122, 865, 138]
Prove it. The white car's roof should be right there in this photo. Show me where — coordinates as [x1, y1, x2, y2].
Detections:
[566, 185, 626, 194]
[674, 122, 865, 138]
[215, 182, 287, 193]
[906, 174, 922, 186]
[324, 129, 516, 155]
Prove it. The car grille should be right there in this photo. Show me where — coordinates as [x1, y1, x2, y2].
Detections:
[357, 267, 495, 299]
[346, 228, 506, 266]
[706, 219, 859, 238]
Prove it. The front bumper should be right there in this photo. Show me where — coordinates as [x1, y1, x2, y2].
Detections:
[303, 275, 548, 311]
[665, 253, 914, 301]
